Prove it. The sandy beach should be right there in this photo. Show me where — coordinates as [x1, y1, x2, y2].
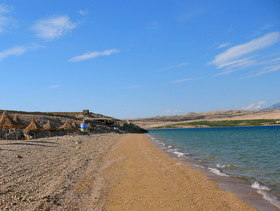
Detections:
[0, 133, 256, 210]
[104, 134, 255, 210]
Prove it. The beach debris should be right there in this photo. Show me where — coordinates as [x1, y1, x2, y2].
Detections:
[76, 146, 81, 149]
[17, 155, 23, 159]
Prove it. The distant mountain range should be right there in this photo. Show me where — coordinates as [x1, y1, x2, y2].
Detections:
[262, 103, 280, 111]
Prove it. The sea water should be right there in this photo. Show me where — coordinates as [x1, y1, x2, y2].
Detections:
[148, 126, 280, 209]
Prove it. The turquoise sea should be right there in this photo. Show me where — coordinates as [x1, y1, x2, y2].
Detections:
[148, 126, 280, 209]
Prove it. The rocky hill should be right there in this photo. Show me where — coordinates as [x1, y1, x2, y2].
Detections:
[0, 110, 147, 140]
[128, 110, 280, 129]
[262, 103, 280, 111]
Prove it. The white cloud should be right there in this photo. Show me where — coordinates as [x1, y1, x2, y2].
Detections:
[0, 46, 26, 61]
[211, 32, 280, 69]
[49, 84, 60, 89]
[0, 4, 14, 33]
[243, 101, 266, 110]
[0, 44, 42, 61]
[171, 77, 199, 84]
[78, 10, 89, 16]
[160, 62, 188, 71]
[69, 49, 120, 62]
[32, 15, 77, 40]
[217, 42, 230, 49]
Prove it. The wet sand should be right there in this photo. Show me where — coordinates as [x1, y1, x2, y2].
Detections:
[104, 134, 256, 210]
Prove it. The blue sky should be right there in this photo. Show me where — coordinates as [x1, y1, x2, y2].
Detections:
[0, 0, 280, 118]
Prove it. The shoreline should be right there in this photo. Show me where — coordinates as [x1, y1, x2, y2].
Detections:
[149, 124, 280, 130]
[104, 134, 256, 210]
[147, 133, 280, 210]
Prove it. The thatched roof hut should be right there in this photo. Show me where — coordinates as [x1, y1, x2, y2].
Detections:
[43, 120, 55, 131]
[26, 119, 41, 131]
[0, 111, 16, 129]
[59, 121, 75, 130]
[13, 114, 25, 129]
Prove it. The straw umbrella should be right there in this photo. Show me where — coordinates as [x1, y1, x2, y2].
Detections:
[13, 114, 25, 129]
[0, 111, 16, 140]
[25, 118, 41, 139]
[71, 121, 78, 130]
[0, 111, 16, 129]
[43, 120, 55, 137]
[59, 121, 75, 135]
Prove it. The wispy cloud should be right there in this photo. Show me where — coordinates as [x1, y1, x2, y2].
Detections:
[260, 24, 274, 31]
[163, 110, 184, 115]
[0, 4, 14, 32]
[78, 10, 89, 16]
[214, 57, 256, 76]
[0, 44, 42, 61]
[69, 49, 120, 62]
[49, 84, 60, 89]
[247, 64, 280, 78]
[211, 32, 280, 69]
[176, 8, 205, 23]
[211, 32, 280, 77]
[243, 101, 266, 110]
[217, 42, 230, 49]
[123, 85, 142, 89]
[171, 77, 200, 84]
[32, 15, 77, 40]
[160, 62, 188, 71]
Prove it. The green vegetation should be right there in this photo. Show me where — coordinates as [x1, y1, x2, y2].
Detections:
[154, 119, 280, 129]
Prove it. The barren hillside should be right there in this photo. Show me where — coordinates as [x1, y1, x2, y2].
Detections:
[128, 110, 280, 129]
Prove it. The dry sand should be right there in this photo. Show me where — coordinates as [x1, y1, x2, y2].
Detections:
[104, 134, 255, 210]
[0, 134, 122, 210]
[1, 133, 257, 210]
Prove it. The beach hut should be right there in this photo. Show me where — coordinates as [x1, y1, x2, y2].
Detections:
[0, 111, 16, 129]
[25, 118, 41, 139]
[13, 114, 25, 129]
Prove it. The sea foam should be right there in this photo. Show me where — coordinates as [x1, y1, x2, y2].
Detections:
[251, 181, 270, 191]
[208, 167, 229, 177]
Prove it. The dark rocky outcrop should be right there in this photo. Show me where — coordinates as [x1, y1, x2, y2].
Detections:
[0, 110, 147, 140]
